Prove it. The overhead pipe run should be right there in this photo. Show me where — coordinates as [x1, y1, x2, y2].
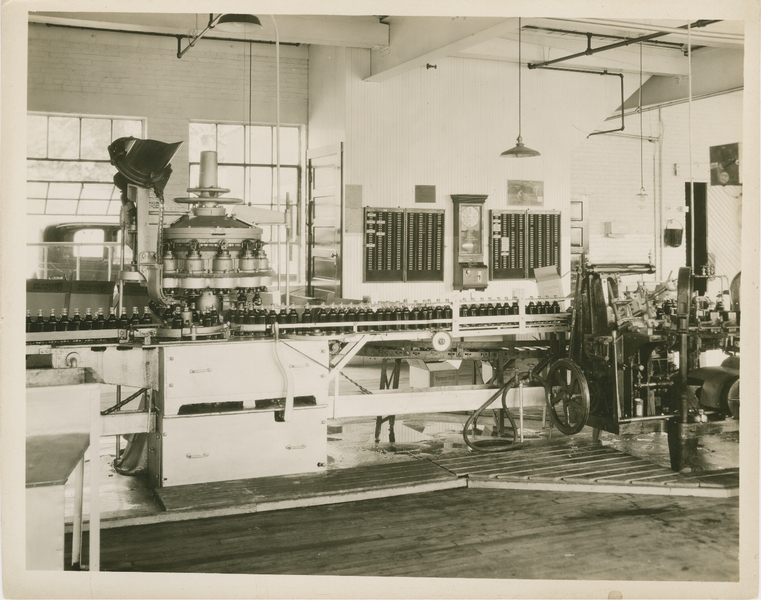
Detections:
[527, 19, 720, 70]
[530, 65, 625, 137]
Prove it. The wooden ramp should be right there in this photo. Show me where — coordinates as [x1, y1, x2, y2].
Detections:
[425, 444, 739, 498]
[151, 458, 465, 524]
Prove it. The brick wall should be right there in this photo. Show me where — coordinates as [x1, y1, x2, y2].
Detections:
[570, 90, 744, 288]
[27, 23, 308, 210]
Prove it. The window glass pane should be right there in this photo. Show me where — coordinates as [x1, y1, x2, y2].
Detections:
[277, 127, 300, 164]
[218, 166, 245, 201]
[81, 118, 112, 160]
[27, 181, 48, 198]
[107, 201, 121, 216]
[81, 183, 116, 199]
[73, 228, 105, 257]
[247, 126, 272, 164]
[27, 199, 46, 214]
[78, 200, 110, 216]
[278, 167, 299, 204]
[217, 124, 244, 163]
[189, 123, 216, 162]
[112, 119, 142, 140]
[46, 199, 79, 214]
[28, 160, 115, 182]
[48, 116, 80, 159]
[188, 164, 201, 191]
[247, 167, 272, 205]
[48, 182, 82, 199]
[28, 115, 48, 158]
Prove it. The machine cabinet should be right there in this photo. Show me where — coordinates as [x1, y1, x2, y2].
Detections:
[149, 405, 327, 487]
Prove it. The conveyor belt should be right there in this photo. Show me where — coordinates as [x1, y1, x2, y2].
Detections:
[424, 445, 739, 497]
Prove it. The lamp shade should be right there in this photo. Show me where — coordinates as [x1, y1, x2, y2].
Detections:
[500, 136, 541, 158]
[216, 14, 263, 28]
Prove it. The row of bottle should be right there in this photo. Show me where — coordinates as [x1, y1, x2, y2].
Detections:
[27, 307, 152, 333]
[459, 300, 561, 317]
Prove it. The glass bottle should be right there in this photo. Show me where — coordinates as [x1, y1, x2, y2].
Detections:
[171, 306, 183, 329]
[69, 308, 81, 331]
[57, 308, 69, 332]
[94, 308, 106, 330]
[106, 307, 119, 329]
[130, 307, 141, 326]
[82, 308, 94, 330]
[140, 306, 152, 324]
[26, 310, 33, 333]
[118, 307, 129, 328]
[44, 309, 57, 332]
[33, 309, 45, 333]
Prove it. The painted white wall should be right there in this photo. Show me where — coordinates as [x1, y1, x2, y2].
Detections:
[570, 90, 743, 295]
[310, 48, 624, 303]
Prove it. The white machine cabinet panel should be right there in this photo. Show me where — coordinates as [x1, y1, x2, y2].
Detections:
[156, 406, 327, 487]
[160, 340, 328, 413]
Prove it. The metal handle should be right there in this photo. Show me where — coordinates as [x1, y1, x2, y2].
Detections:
[186, 452, 209, 459]
[189, 368, 212, 374]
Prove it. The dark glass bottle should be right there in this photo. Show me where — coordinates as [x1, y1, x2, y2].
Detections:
[552, 300, 561, 314]
[335, 304, 346, 333]
[129, 307, 140, 327]
[202, 309, 213, 328]
[266, 307, 278, 335]
[118, 307, 129, 329]
[70, 308, 81, 331]
[104, 307, 117, 329]
[443, 303, 453, 329]
[410, 304, 421, 330]
[478, 303, 488, 317]
[57, 308, 70, 332]
[468, 303, 478, 317]
[328, 304, 339, 334]
[365, 306, 376, 332]
[486, 300, 496, 316]
[511, 301, 520, 315]
[190, 303, 199, 325]
[32, 309, 44, 333]
[356, 305, 367, 332]
[82, 308, 94, 330]
[459, 304, 468, 318]
[140, 306, 152, 325]
[44, 309, 58, 332]
[302, 306, 313, 335]
[433, 304, 444, 323]
[26, 310, 33, 333]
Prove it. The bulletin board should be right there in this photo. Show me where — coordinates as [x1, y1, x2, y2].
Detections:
[490, 210, 561, 280]
[364, 207, 445, 282]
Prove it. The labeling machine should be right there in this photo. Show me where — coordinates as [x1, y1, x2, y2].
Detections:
[25, 137, 740, 489]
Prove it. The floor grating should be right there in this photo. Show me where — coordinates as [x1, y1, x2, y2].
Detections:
[423, 444, 739, 497]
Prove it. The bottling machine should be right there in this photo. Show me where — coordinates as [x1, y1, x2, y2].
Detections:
[25, 136, 740, 489]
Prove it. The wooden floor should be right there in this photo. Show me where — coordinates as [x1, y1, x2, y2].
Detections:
[70, 487, 739, 580]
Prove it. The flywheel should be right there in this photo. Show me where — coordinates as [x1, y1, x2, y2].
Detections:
[545, 358, 591, 435]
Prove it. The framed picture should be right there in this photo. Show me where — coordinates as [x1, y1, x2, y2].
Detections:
[508, 180, 544, 206]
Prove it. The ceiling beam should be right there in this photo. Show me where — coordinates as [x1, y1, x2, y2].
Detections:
[29, 13, 389, 49]
[365, 16, 515, 82]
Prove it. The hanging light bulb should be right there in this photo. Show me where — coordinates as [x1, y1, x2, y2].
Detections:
[501, 18, 540, 158]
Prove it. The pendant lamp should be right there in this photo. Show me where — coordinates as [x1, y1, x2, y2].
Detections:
[501, 18, 540, 158]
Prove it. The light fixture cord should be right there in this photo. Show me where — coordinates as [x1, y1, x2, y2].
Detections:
[518, 17, 522, 138]
[639, 43, 644, 192]
[688, 24, 694, 272]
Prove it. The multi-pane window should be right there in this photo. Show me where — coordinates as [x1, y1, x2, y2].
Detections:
[188, 122, 305, 285]
[27, 113, 144, 216]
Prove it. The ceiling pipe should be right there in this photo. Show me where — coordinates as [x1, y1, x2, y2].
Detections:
[531, 65, 625, 137]
[551, 18, 741, 42]
[527, 19, 721, 70]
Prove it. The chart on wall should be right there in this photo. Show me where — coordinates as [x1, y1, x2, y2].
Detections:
[490, 210, 561, 280]
[364, 207, 444, 282]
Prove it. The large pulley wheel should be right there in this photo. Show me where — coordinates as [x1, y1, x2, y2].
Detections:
[546, 359, 591, 435]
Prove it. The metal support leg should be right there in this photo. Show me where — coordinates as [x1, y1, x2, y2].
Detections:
[375, 359, 401, 442]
